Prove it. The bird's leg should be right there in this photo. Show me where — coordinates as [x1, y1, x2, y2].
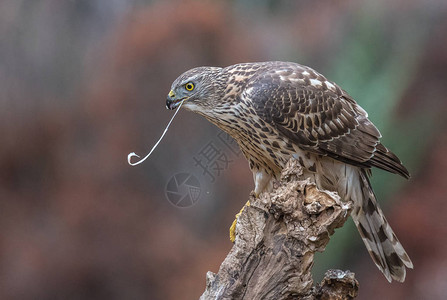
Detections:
[254, 170, 273, 196]
[229, 170, 272, 242]
[229, 200, 251, 242]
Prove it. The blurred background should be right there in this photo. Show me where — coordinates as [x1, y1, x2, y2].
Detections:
[1, 0, 446, 299]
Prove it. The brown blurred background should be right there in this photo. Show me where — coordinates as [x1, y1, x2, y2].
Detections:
[1, 0, 446, 299]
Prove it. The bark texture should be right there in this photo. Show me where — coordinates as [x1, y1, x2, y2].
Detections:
[200, 159, 359, 300]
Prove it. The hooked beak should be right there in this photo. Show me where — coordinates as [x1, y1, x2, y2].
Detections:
[166, 90, 186, 110]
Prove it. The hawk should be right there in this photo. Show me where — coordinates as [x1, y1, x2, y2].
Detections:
[166, 61, 413, 282]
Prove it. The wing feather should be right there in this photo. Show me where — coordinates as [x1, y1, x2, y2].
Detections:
[243, 62, 409, 178]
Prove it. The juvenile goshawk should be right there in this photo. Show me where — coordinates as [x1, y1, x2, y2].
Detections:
[166, 61, 413, 282]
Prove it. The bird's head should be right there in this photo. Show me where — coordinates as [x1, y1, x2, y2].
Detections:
[166, 66, 225, 114]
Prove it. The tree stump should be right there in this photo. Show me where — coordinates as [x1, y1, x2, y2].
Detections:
[200, 159, 359, 300]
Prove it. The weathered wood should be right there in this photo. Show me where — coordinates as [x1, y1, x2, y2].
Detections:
[200, 159, 358, 300]
[315, 269, 359, 300]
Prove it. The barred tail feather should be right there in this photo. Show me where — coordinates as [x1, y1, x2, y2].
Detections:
[351, 169, 413, 282]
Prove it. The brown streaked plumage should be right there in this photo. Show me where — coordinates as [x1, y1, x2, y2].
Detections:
[166, 61, 413, 282]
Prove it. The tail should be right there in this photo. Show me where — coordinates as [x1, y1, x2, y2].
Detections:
[351, 169, 413, 282]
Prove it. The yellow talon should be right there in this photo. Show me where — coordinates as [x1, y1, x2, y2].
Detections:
[229, 200, 251, 242]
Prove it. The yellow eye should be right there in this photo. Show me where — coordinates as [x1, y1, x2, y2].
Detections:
[185, 82, 194, 91]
